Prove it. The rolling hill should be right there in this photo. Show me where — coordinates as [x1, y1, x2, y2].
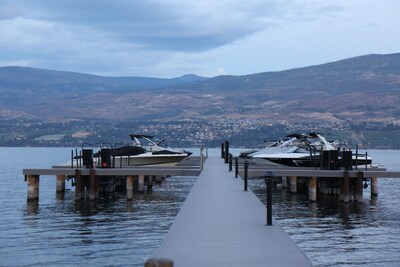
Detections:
[1, 53, 400, 122]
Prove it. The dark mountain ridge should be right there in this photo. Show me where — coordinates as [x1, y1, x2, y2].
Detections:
[177, 53, 400, 93]
[0, 66, 208, 92]
[0, 53, 399, 122]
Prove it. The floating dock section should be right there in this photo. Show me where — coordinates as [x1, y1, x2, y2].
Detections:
[154, 157, 312, 266]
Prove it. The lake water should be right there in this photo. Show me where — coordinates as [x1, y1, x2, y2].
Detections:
[0, 148, 400, 266]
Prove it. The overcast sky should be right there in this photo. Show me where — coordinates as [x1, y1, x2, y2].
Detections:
[0, 0, 399, 78]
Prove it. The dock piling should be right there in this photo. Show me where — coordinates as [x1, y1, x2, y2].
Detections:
[371, 177, 378, 196]
[27, 175, 39, 202]
[138, 175, 145, 193]
[309, 176, 317, 201]
[56, 175, 66, 193]
[281, 176, 287, 188]
[290, 176, 297, 193]
[147, 175, 153, 191]
[340, 171, 350, 202]
[89, 169, 97, 200]
[355, 172, 364, 203]
[127, 175, 134, 200]
[74, 170, 84, 201]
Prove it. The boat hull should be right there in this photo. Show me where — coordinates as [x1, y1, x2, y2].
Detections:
[112, 154, 188, 167]
[252, 154, 372, 168]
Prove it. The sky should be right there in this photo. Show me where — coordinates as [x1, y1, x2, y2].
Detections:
[0, 0, 399, 78]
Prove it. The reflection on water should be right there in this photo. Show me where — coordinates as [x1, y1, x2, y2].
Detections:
[0, 147, 197, 267]
[249, 174, 400, 267]
[17, 181, 197, 267]
[1, 148, 400, 266]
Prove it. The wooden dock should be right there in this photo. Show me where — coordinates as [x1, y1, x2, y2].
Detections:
[228, 156, 400, 203]
[154, 157, 312, 266]
[23, 156, 203, 202]
[22, 145, 400, 266]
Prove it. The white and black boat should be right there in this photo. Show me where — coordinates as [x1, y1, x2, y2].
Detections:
[97, 134, 191, 167]
[241, 132, 372, 168]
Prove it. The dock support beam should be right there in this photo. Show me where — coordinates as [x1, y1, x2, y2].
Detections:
[340, 171, 350, 203]
[56, 175, 66, 193]
[371, 177, 378, 196]
[127, 175, 134, 200]
[281, 176, 287, 188]
[89, 169, 97, 200]
[355, 172, 363, 203]
[290, 176, 297, 193]
[75, 170, 84, 201]
[308, 176, 317, 202]
[147, 176, 153, 191]
[138, 175, 145, 193]
[27, 175, 39, 201]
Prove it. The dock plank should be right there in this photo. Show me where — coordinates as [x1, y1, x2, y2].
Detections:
[156, 157, 312, 266]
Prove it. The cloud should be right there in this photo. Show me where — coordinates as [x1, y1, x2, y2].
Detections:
[0, 0, 398, 77]
[8, 0, 327, 52]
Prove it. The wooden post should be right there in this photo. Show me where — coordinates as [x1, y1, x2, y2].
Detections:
[224, 140, 229, 164]
[75, 170, 84, 201]
[355, 172, 363, 203]
[126, 175, 134, 200]
[371, 177, 378, 196]
[290, 176, 297, 193]
[281, 176, 287, 188]
[309, 176, 317, 202]
[147, 175, 153, 191]
[138, 175, 145, 193]
[56, 175, 66, 193]
[155, 175, 162, 184]
[89, 169, 97, 200]
[340, 171, 350, 203]
[27, 175, 39, 201]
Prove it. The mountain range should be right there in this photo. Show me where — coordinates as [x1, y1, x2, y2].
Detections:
[1, 53, 400, 123]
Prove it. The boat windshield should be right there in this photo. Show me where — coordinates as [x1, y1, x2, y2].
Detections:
[287, 146, 309, 153]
